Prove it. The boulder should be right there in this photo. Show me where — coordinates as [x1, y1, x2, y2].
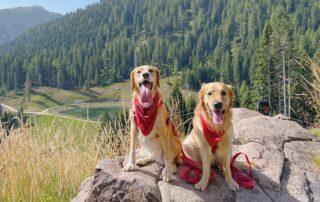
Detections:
[282, 141, 320, 202]
[232, 108, 262, 125]
[305, 172, 320, 201]
[233, 142, 284, 191]
[233, 116, 318, 148]
[76, 158, 271, 202]
[87, 159, 162, 202]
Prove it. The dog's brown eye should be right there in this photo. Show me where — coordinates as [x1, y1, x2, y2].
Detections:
[137, 71, 141, 74]
[207, 92, 212, 96]
[149, 69, 154, 73]
[221, 91, 226, 96]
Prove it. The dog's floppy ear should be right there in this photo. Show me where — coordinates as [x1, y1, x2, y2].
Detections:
[227, 85, 234, 107]
[198, 85, 206, 108]
[130, 69, 136, 91]
[154, 67, 160, 88]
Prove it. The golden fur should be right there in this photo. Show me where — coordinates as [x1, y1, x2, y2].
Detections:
[123, 65, 181, 182]
[182, 82, 239, 191]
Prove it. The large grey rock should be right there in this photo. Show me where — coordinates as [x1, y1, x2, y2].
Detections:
[281, 141, 320, 202]
[265, 160, 304, 202]
[305, 172, 320, 201]
[74, 158, 273, 202]
[87, 159, 162, 202]
[232, 108, 262, 125]
[233, 142, 284, 191]
[233, 116, 317, 148]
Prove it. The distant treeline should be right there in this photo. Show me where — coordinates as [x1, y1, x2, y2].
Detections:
[0, 0, 319, 123]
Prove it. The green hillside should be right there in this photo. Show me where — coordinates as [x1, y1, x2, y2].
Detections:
[0, 6, 61, 45]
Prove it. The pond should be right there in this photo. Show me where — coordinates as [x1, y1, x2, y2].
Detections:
[61, 107, 123, 121]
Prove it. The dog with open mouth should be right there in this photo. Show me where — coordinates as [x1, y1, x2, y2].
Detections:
[182, 82, 239, 192]
[123, 65, 181, 182]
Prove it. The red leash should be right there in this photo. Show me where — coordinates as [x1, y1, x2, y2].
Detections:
[230, 152, 254, 189]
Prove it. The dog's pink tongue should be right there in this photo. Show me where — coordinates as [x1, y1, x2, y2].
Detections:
[141, 83, 152, 107]
[212, 111, 224, 125]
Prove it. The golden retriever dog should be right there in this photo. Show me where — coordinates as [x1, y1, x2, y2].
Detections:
[182, 82, 239, 191]
[123, 65, 181, 182]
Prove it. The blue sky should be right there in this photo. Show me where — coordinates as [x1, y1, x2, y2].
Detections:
[0, 0, 99, 14]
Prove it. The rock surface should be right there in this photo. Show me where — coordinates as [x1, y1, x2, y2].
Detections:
[72, 108, 320, 202]
[233, 142, 284, 191]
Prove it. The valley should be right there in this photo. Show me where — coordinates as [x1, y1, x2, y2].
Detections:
[0, 76, 195, 122]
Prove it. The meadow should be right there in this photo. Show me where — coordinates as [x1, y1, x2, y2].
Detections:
[0, 114, 129, 202]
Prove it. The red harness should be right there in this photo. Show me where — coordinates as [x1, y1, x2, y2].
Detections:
[179, 114, 254, 189]
[133, 92, 162, 136]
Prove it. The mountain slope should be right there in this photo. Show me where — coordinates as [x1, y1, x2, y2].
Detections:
[0, 0, 319, 91]
[0, 6, 61, 45]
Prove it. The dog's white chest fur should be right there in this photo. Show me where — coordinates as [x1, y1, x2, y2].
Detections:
[139, 130, 164, 164]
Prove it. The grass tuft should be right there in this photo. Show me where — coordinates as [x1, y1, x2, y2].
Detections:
[314, 156, 320, 170]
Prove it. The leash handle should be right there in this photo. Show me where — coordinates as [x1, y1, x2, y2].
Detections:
[230, 152, 254, 189]
[231, 152, 252, 177]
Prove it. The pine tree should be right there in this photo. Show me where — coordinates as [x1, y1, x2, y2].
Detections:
[239, 81, 249, 107]
[252, 20, 273, 112]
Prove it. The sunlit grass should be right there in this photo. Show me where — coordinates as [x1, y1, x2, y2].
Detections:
[314, 156, 320, 170]
[0, 116, 129, 201]
[309, 128, 320, 137]
[300, 56, 320, 123]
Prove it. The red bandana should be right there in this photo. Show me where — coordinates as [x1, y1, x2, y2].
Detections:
[133, 92, 162, 136]
[200, 114, 224, 152]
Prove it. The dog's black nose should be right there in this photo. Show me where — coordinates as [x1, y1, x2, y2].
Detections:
[142, 72, 149, 79]
[214, 102, 223, 109]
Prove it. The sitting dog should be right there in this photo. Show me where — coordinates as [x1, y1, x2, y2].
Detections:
[182, 82, 239, 191]
[123, 65, 181, 182]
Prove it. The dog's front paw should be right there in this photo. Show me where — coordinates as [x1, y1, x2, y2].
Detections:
[136, 157, 153, 166]
[195, 180, 208, 192]
[161, 167, 173, 182]
[169, 163, 177, 174]
[123, 163, 137, 172]
[226, 179, 239, 191]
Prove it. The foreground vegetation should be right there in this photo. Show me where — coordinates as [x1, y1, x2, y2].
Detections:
[301, 57, 320, 169]
[0, 115, 129, 201]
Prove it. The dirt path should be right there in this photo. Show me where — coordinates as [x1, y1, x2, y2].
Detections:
[0, 103, 101, 123]
[0, 103, 18, 113]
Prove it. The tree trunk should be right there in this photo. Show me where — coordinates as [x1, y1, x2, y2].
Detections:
[282, 40, 287, 116]
[288, 66, 291, 118]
